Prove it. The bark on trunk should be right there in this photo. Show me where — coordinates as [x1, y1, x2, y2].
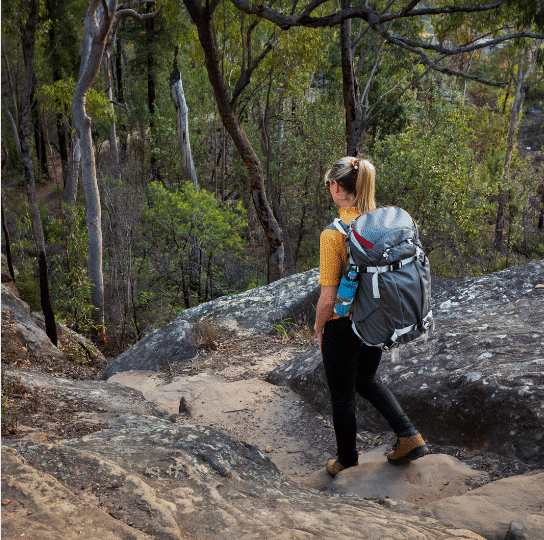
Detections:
[494, 55, 527, 252]
[170, 48, 198, 187]
[340, 0, 361, 157]
[102, 46, 120, 179]
[258, 95, 295, 275]
[115, 39, 128, 157]
[65, 134, 81, 204]
[20, 0, 58, 345]
[183, 0, 284, 283]
[1, 143, 16, 282]
[72, 1, 116, 324]
[146, 3, 159, 181]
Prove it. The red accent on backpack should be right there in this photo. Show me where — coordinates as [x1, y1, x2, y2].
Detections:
[352, 229, 374, 250]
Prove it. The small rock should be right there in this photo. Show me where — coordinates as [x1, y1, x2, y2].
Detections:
[265, 446, 274, 453]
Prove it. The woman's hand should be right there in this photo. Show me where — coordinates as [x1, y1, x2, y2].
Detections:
[314, 325, 323, 352]
[315, 286, 337, 353]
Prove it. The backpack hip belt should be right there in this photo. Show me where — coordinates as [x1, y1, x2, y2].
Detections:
[352, 310, 434, 350]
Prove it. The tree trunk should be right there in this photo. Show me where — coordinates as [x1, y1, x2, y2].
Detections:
[65, 135, 81, 214]
[183, 0, 284, 283]
[258, 94, 295, 275]
[538, 185, 544, 230]
[33, 115, 49, 180]
[20, 0, 57, 346]
[340, 0, 361, 157]
[102, 43, 120, 179]
[1, 142, 16, 282]
[170, 47, 198, 187]
[115, 38, 128, 157]
[72, 1, 116, 326]
[146, 3, 160, 181]
[494, 53, 528, 252]
[57, 114, 69, 185]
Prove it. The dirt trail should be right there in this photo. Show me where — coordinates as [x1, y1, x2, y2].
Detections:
[108, 332, 341, 481]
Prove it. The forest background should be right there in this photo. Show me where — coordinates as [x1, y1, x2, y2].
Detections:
[1, 0, 543, 355]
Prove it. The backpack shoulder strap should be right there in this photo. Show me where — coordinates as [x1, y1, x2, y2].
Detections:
[326, 218, 349, 235]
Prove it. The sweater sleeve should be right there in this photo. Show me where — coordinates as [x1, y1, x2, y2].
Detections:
[318, 228, 348, 287]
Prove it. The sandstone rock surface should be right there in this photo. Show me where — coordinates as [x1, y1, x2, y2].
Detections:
[325, 452, 483, 506]
[3, 367, 170, 421]
[426, 472, 544, 540]
[267, 260, 544, 463]
[1, 287, 106, 368]
[98, 319, 196, 380]
[106, 369, 338, 480]
[177, 268, 320, 333]
[2, 447, 154, 540]
[505, 513, 544, 540]
[2, 415, 486, 540]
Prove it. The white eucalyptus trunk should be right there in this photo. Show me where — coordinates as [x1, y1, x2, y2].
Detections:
[72, 0, 117, 323]
[170, 69, 198, 187]
[103, 43, 120, 178]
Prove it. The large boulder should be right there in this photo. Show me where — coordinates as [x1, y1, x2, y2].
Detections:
[98, 268, 320, 380]
[267, 260, 544, 464]
[177, 268, 320, 333]
[98, 319, 196, 380]
[426, 472, 544, 540]
[3, 367, 170, 421]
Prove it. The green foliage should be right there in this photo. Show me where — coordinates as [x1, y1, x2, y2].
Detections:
[9, 213, 42, 311]
[138, 182, 247, 318]
[44, 206, 98, 333]
[38, 78, 114, 123]
[145, 181, 246, 252]
[372, 94, 500, 275]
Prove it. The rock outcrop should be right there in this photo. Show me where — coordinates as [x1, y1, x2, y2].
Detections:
[98, 268, 320, 380]
[2, 412, 486, 540]
[177, 268, 320, 333]
[267, 260, 544, 464]
[4, 260, 544, 540]
[1, 287, 106, 369]
[426, 472, 544, 540]
[97, 319, 196, 380]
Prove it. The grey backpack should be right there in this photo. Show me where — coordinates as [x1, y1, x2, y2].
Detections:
[330, 206, 433, 350]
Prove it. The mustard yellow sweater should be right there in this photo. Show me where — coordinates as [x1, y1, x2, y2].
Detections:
[318, 206, 360, 288]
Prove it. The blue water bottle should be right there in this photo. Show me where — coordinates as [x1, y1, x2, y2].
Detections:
[334, 265, 358, 316]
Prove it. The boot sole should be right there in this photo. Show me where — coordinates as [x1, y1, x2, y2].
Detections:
[387, 445, 429, 466]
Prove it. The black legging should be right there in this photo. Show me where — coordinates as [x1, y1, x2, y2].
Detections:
[322, 317, 418, 467]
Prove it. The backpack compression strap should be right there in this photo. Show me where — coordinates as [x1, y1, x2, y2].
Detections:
[352, 310, 434, 350]
[358, 247, 426, 299]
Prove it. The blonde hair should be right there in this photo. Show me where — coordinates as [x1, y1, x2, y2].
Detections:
[324, 157, 376, 215]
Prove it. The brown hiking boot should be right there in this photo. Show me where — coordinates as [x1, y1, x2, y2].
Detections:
[326, 459, 347, 477]
[387, 434, 429, 465]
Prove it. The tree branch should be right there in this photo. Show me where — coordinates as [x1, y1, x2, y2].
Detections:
[374, 27, 544, 55]
[110, 99, 130, 109]
[115, 4, 163, 22]
[367, 61, 429, 118]
[230, 32, 281, 108]
[229, 0, 515, 29]
[380, 0, 506, 22]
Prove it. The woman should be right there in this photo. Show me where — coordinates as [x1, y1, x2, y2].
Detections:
[314, 156, 428, 477]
